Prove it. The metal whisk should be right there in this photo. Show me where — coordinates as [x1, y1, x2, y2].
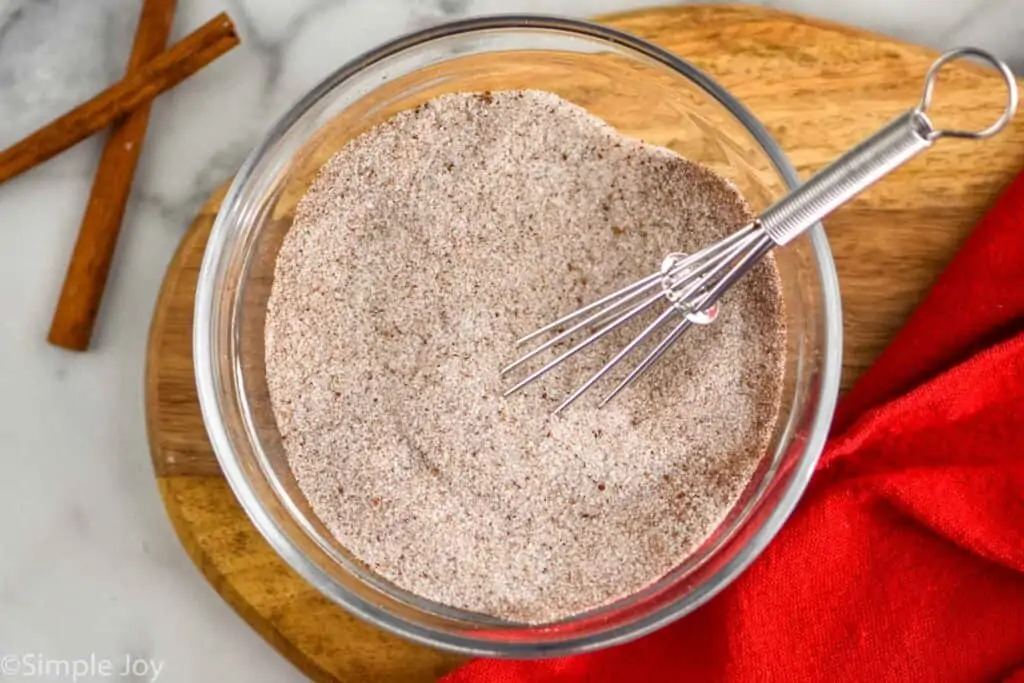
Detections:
[503, 47, 1019, 414]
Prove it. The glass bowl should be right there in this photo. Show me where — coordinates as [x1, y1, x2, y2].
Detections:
[194, 15, 842, 658]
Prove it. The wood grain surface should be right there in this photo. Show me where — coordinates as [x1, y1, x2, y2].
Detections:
[145, 5, 1024, 682]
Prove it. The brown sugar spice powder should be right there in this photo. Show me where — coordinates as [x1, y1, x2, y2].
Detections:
[265, 90, 786, 623]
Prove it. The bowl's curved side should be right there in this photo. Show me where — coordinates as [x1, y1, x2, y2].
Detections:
[193, 14, 842, 658]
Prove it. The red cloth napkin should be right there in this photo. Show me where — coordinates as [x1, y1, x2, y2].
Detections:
[443, 170, 1024, 683]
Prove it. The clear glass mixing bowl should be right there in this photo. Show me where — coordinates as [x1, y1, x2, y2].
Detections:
[194, 15, 842, 657]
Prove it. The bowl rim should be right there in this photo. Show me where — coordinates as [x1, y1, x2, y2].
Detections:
[194, 13, 843, 658]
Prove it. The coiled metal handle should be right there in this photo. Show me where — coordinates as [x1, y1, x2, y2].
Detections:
[761, 47, 1019, 246]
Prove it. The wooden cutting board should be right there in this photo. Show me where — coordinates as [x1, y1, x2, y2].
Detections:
[145, 5, 1024, 682]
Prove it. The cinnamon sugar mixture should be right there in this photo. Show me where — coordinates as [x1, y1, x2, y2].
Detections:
[265, 90, 786, 623]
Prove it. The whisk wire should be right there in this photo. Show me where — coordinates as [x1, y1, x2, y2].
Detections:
[514, 272, 662, 347]
[515, 223, 762, 354]
[504, 222, 772, 411]
[502, 287, 667, 397]
[552, 306, 679, 414]
[502, 281, 663, 376]
[598, 232, 775, 407]
[598, 318, 692, 407]
[664, 228, 763, 305]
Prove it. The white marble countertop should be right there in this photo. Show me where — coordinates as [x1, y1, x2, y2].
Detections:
[0, 0, 1020, 681]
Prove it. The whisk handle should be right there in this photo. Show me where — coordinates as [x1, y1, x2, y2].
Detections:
[760, 47, 1018, 246]
[760, 111, 932, 245]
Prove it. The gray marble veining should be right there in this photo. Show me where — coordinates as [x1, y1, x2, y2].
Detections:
[0, 1, 1020, 681]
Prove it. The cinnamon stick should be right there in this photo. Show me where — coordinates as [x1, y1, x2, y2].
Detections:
[47, 0, 178, 351]
[0, 12, 238, 186]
